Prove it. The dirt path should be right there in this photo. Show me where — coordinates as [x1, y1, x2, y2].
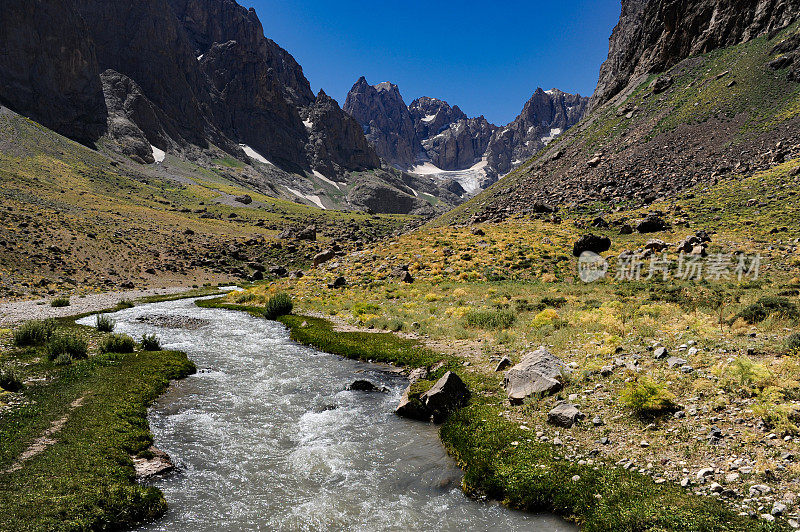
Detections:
[2, 395, 86, 474]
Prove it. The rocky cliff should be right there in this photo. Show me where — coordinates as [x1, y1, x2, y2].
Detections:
[421, 117, 497, 171]
[343, 78, 421, 167]
[0, 0, 106, 145]
[485, 88, 589, 179]
[591, 0, 800, 109]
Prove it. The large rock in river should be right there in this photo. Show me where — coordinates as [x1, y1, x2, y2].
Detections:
[396, 371, 470, 423]
[503, 347, 566, 405]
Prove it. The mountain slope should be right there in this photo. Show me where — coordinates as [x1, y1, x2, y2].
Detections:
[439, 17, 800, 226]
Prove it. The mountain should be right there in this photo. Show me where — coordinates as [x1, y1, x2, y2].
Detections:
[439, 0, 800, 225]
[343, 77, 588, 193]
[343, 78, 421, 166]
[484, 88, 589, 181]
[0, 0, 459, 215]
[591, 0, 800, 109]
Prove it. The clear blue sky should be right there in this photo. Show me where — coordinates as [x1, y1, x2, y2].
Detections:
[243, 1, 621, 125]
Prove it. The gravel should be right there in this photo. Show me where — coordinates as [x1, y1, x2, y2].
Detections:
[0, 287, 193, 326]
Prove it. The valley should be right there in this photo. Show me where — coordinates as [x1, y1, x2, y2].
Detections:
[2, 0, 800, 531]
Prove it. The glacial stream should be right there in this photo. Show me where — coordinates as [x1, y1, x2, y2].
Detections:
[79, 298, 573, 531]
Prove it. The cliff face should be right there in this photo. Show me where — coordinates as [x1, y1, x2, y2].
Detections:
[0, 0, 106, 145]
[591, 0, 800, 108]
[343, 78, 421, 167]
[484, 89, 589, 179]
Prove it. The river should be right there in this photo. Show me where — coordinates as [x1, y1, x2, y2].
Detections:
[78, 298, 573, 531]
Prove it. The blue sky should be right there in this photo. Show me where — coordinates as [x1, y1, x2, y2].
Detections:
[243, 1, 621, 125]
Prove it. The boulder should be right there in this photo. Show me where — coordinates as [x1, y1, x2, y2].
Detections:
[667, 356, 688, 368]
[347, 379, 386, 392]
[636, 214, 669, 233]
[651, 75, 673, 93]
[328, 276, 347, 289]
[548, 402, 584, 428]
[313, 249, 336, 267]
[495, 356, 513, 372]
[573, 234, 611, 257]
[132, 446, 175, 479]
[653, 346, 668, 359]
[235, 194, 252, 205]
[296, 225, 317, 241]
[396, 371, 470, 423]
[503, 347, 566, 405]
[420, 371, 470, 423]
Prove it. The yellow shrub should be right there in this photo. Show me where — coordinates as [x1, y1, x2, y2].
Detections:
[453, 288, 467, 298]
[532, 308, 559, 328]
[541, 273, 557, 283]
[424, 292, 439, 302]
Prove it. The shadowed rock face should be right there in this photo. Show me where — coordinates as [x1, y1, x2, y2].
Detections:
[0, 0, 106, 145]
[591, 0, 800, 109]
[304, 90, 381, 179]
[73, 0, 212, 148]
[421, 117, 497, 171]
[344, 77, 421, 167]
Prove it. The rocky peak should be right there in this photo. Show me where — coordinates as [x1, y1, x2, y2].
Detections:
[591, 0, 799, 109]
[303, 89, 381, 179]
[343, 77, 420, 167]
[409, 96, 469, 140]
[421, 116, 497, 171]
[484, 88, 589, 181]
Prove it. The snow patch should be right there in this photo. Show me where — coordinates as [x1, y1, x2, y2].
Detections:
[408, 157, 488, 194]
[421, 114, 437, 123]
[303, 119, 314, 130]
[151, 145, 165, 164]
[540, 128, 563, 145]
[197, 54, 204, 61]
[239, 144, 272, 165]
[312, 170, 340, 189]
[287, 187, 326, 209]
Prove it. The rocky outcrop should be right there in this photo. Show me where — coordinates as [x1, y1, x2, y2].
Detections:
[0, 0, 106, 145]
[344, 78, 421, 167]
[484, 88, 589, 181]
[101, 70, 172, 164]
[409, 97, 468, 140]
[591, 0, 800, 109]
[422, 117, 497, 171]
[303, 90, 381, 179]
[504, 347, 567, 405]
[396, 371, 470, 423]
[548, 402, 584, 428]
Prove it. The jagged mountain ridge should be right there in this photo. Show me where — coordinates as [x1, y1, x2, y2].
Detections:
[344, 77, 588, 192]
[439, 1, 800, 226]
[0, 0, 462, 215]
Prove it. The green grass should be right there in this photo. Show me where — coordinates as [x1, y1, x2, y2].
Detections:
[0, 326, 195, 530]
[441, 403, 776, 531]
[99, 333, 137, 354]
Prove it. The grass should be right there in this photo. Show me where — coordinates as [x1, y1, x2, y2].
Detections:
[13, 319, 56, 347]
[270, 311, 774, 531]
[262, 292, 293, 320]
[95, 314, 115, 332]
[45, 332, 89, 362]
[140, 334, 161, 351]
[441, 404, 774, 531]
[0, 321, 196, 531]
[99, 333, 136, 354]
[50, 297, 70, 308]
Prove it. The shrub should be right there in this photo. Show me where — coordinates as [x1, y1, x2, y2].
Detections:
[46, 333, 88, 361]
[140, 334, 161, 351]
[13, 319, 56, 347]
[50, 297, 70, 308]
[539, 296, 567, 308]
[734, 296, 798, 324]
[116, 299, 135, 309]
[463, 309, 515, 330]
[263, 293, 293, 320]
[0, 367, 23, 392]
[99, 334, 136, 354]
[722, 356, 771, 392]
[531, 308, 559, 328]
[95, 315, 115, 333]
[786, 332, 800, 354]
[621, 378, 675, 416]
